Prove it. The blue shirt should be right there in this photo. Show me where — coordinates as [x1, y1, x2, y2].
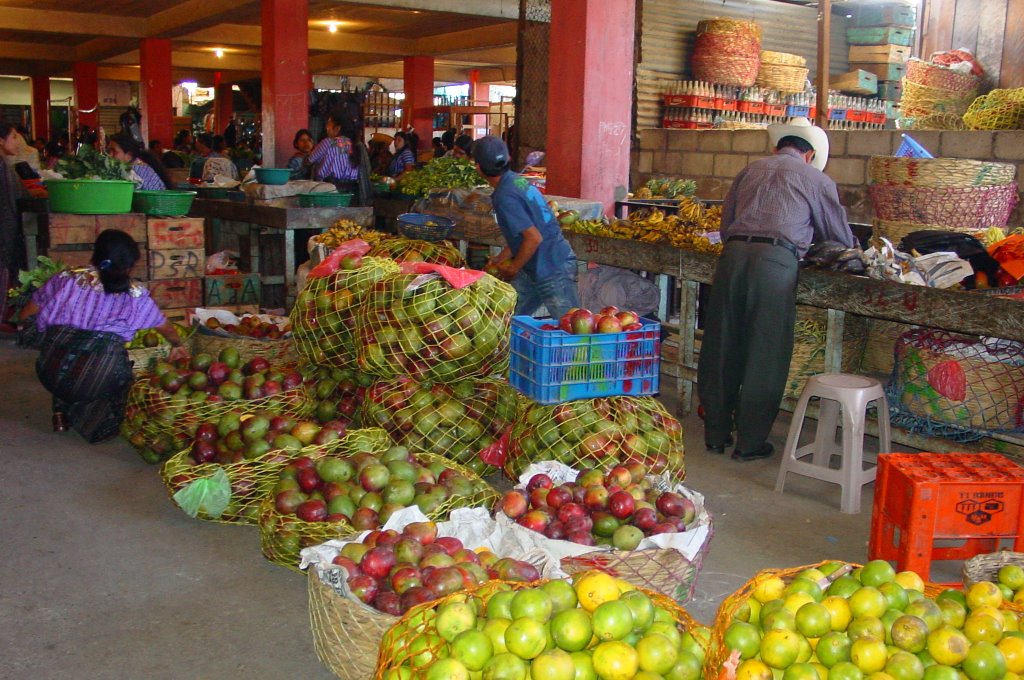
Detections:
[491, 170, 574, 279]
[387, 147, 415, 177]
[133, 160, 165, 190]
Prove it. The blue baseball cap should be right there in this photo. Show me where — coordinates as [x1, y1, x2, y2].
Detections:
[471, 135, 510, 176]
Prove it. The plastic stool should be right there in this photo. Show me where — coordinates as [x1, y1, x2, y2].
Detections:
[774, 373, 892, 514]
[869, 453, 1024, 583]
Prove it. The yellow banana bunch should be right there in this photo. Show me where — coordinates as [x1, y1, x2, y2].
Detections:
[975, 226, 1008, 247]
[313, 219, 365, 248]
[566, 206, 723, 255]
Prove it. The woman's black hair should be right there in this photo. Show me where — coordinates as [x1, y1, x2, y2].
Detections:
[212, 134, 228, 153]
[393, 131, 408, 147]
[293, 128, 313, 149]
[91, 229, 141, 294]
[195, 132, 214, 151]
[174, 129, 192, 149]
[110, 131, 173, 189]
[441, 128, 456, 151]
[0, 121, 14, 139]
[454, 134, 473, 156]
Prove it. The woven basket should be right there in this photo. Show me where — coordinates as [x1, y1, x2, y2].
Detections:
[868, 183, 1018, 230]
[906, 58, 983, 94]
[868, 156, 1017, 188]
[963, 551, 1024, 611]
[963, 89, 1024, 130]
[892, 328, 1024, 431]
[693, 17, 762, 87]
[756, 63, 810, 94]
[785, 306, 868, 399]
[872, 219, 979, 244]
[899, 112, 969, 131]
[192, 332, 297, 364]
[132, 190, 196, 217]
[901, 79, 977, 119]
[128, 344, 173, 376]
[560, 544, 710, 605]
[760, 50, 806, 67]
[308, 569, 396, 680]
[860, 318, 916, 376]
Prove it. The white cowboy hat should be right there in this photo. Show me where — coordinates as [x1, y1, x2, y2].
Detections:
[768, 117, 830, 171]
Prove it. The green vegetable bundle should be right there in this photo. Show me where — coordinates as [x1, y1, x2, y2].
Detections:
[55, 145, 131, 181]
[398, 157, 482, 197]
[7, 256, 66, 301]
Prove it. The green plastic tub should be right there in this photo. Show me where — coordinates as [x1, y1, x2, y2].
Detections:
[46, 179, 135, 215]
[254, 167, 290, 185]
[297, 192, 354, 208]
[132, 190, 197, 216]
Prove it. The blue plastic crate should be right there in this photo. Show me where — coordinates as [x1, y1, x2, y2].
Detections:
[786, 105, 811, 118]
[509, 315, 661, 404]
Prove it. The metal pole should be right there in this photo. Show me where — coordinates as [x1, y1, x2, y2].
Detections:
[816, 0, 832, 128]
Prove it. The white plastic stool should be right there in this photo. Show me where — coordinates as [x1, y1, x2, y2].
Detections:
[774, 373, 892, 514]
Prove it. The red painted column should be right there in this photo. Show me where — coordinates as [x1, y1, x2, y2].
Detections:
[545, 0, 636, 213]
[31, 75, 50, 142]
[140, 38, 174, 147]
[403, 56, 435, 146]
[72, 62, 99, 131]
[214, 72, 234, 137]
[261, 0, 309, 168]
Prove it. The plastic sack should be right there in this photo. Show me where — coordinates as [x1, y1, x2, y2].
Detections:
[173, 467, 232, 519]
[506, 396, 686, 481]
[577, 264, 661, 317]
[355, 270, 515, 382]
[360, 376, 521, 475]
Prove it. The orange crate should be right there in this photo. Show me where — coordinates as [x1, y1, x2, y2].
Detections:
[147, 217, 204, 250]
[868, 453, 1024, 583]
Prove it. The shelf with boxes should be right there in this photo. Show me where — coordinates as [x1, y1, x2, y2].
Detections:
[843, 2, 916, 116]
[144, 216, 205, 325]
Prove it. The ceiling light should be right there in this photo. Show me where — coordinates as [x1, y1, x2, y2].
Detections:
[328, 22, 338, 33]
[231, 84, 240, 91]
[215, 48, 224, 58]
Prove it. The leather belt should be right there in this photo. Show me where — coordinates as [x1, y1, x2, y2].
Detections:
[727, 235, 799, 259]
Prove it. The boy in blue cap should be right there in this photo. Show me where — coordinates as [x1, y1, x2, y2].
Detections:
[472, 135, 580, 319]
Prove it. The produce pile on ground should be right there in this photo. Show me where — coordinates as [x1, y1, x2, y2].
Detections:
[568, 202, 723, 255]
[375, 570, 708, 679]
[398, 157, 483, 197]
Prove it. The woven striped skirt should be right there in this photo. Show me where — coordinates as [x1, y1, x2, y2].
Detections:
[35, 325, 132, 443]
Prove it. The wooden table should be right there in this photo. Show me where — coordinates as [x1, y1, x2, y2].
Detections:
[190, 198, 374, 306]
[450, 226, 1024, 457]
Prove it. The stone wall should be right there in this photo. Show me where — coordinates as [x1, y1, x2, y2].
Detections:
[632, 130, 1024, 225]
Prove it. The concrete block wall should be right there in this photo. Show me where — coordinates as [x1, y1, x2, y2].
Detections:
[632, 129, 1024, 224]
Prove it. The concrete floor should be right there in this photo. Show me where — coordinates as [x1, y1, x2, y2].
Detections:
[1, 339, 907, 679]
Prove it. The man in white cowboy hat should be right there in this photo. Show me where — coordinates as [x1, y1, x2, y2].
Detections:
[697, 118, 856, 462]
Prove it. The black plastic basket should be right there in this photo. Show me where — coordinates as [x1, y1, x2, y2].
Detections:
[396, 213, 456, 242]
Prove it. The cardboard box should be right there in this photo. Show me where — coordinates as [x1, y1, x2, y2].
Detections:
[832, 69, 879, 96]
[148, 248, 204, 280]
[204, 273, 261, 307]
[850, 62, 906, 81]
[147, 278, 203, 309]
[847, 26, 915, 47]
[147, 217, 204, 250]
[849, 44, 912, 64]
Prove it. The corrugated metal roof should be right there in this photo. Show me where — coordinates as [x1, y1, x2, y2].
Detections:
[637, 0, 851, 129]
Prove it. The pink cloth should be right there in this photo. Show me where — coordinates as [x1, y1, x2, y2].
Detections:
[32, 268, 165, 341]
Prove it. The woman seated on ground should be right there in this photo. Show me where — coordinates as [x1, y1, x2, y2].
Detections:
[19, 229, 187, 442]
[203, 134, 239, 181]
[307, 112, 359, 191]
[387, 132, 416, 178]
[108, 132, 171, 191]
[288, 129, 314, 180]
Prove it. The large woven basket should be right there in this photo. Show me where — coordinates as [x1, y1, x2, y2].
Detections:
[860, 318, 916, 376]
[901, 80, 978, 119]
[868, 183, 1018, 230]
[756, 63, 810, 94]
[868, 156, 1017, 188]
[560, 544, 710, 605]
[963, 551, 1024, 612]
[308, 569, 396, 680]
[760, 50, 806, 67]
[693, 17, 762, 87]
[899, 112, 969, 131]
[963, 89, 1024, 130]
[128, 344, 175, 376]
[785, 306, 868, 399]
[192, 332, 297, 364]
[906, 58, 983, 93]
[891, 328, 1024, 432]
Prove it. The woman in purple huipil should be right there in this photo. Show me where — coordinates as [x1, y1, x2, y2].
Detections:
[20, 229, 187, 441]
[108, 132, 171, 191]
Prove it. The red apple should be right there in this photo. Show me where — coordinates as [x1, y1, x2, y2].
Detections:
[529, 487, 550, 509]
[546, 485, 573, 510]
[570, 309, 595, 335]
[608, 491, 635, 520]
[632, 507, 658, 532]
[360, 546, 397, 580]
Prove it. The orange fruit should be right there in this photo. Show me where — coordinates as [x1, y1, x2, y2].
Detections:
[505, 617, 549, 660]
[966, 582, 1003, 612]
[879, 583, 909, 612]
[815, 631, 852, 668]
[884, 650, 925, 680]
[848, 617, 885, 641]
[786, 579, 825, 603]
[963, 613, 1003, 644]
[576, 572, 621, 612]
[925, 625, 970, 666]
[483, 618, 512, 655]
[570, 651, 597, 680]
[754, 576, 788, 604]
[436, 601, 477, 642]
[891, 615, 929, 654]
[1000, 565, 1024, 591]
[822, 596, 853, 632]
[786, 593, 818, 615]
[860, 561, 897, 588]
[961, 641, 1007, 680]
[904, 600, 943, 633]
[482, 652, 529, 680]
[895, 572, 926, 593]
[998, 634, 1024, 673]
[665, 651, 704, 680]
[761, 629, 801, 669]
[425, 658, 470, 680]
[451, 629, 494, 672]
[797, 603, 833, 638]
[850, 636, 888, 674]
[592, 601, 635, 642]
[511, 589, 554, 623]
[621, 590, 656, 633]
[550, 608, 593, 653]
[531, 648, 577, 680]
[647, 622, 683, 649]
[829, 661, 866, 680]
[637, 633, 680, 674]
[936, 598, 967, 629]
[850, 588, 888, 620]
[921, 665, 958, 680]
[725, 621, 763, 660]
[784, 663, 823, 680]
[735, 659, 774, 680]
[592, 640, 639, 680]
[543, 580, 580, 614]
[488, 591, 516, 620]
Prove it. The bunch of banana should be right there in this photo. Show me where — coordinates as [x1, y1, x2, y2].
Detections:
[567, 205, 723, 255]
[312, 219, 365, 248]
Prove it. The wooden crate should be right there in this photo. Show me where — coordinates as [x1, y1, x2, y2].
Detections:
[49, 213, 148, 246]
[50, 246, 149, 279]
[853, 4, 917, 28]
[878, 80, 904, 101]
[850, 61, 906, 81]
[147, 278, 203, 309]
[161, 307, 192, 325]
[849, 44, 912, 64]
[148, 248, 204, 280]
[186, 305, 259, 326]
[99, 213, 147, 242]
[147, 217, 204, 250]
[204, 273, 261, 307]
[832, 69, 879, 96]
[847, 26, 915, 47]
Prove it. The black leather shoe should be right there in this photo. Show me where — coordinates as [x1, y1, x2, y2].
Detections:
[705, 435, 734, 454]
[731, 442, 774, 462]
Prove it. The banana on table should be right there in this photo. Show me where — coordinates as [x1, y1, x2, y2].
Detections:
[566, 199, 723, 255]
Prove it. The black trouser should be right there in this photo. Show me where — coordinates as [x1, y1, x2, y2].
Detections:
[696, 240, 799, 451]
